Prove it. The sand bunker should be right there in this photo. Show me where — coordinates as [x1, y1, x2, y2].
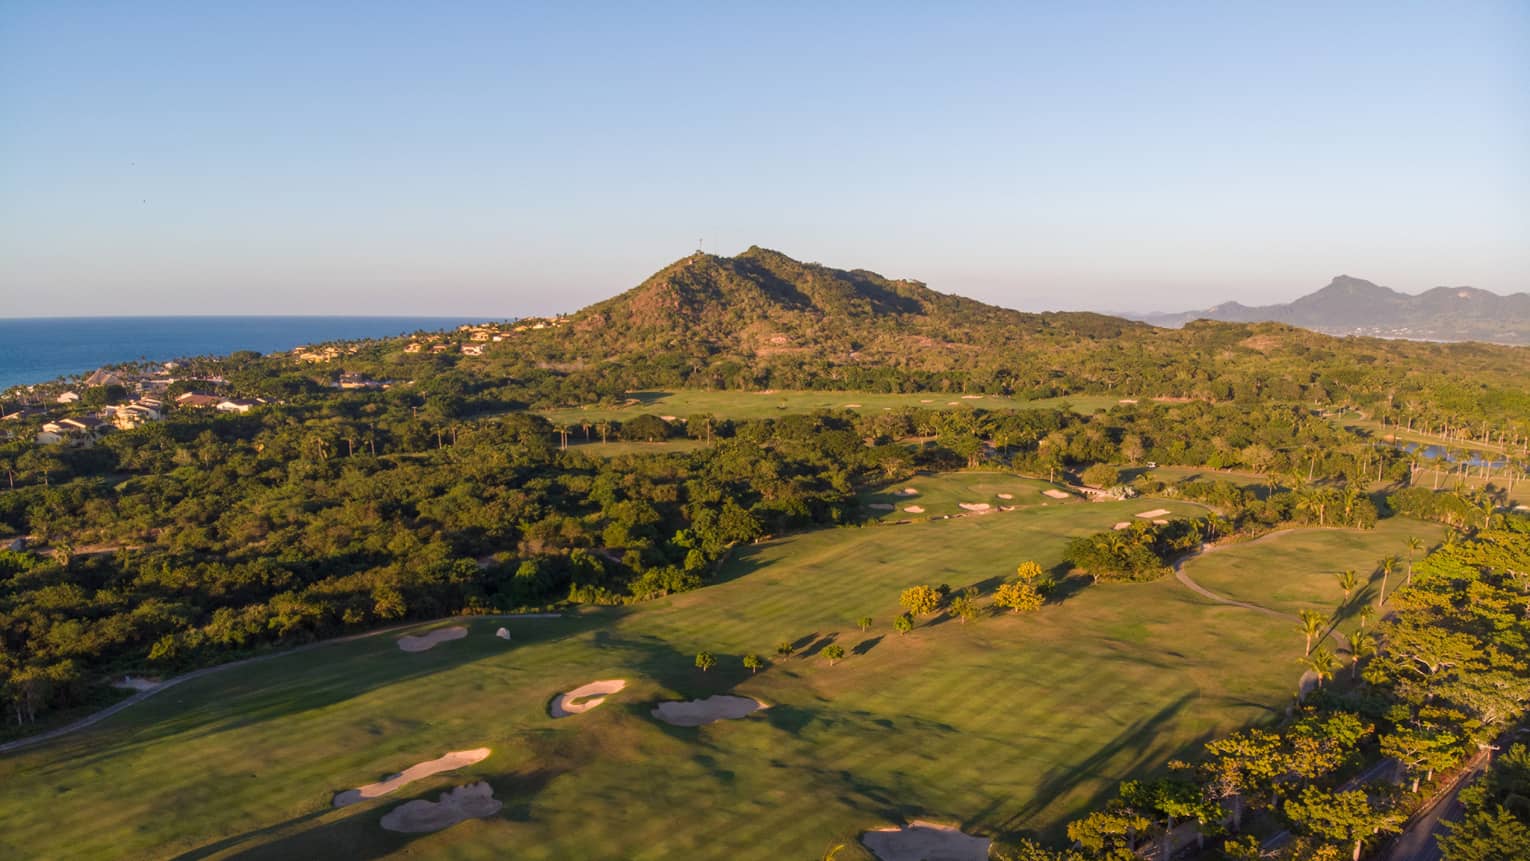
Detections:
[379, 781, 501, 833]
[1042, 489, 1072, 499]
[996, 493, 1013, 500]
[1136, 508, 1173, 519]
[920, 399, 933, 403]
[651, 695, 766, 727]
[861, 820, 991, 861]
[1113, 521, 1131, 530]
[960, 395, 983, 399]
[397, 626, 468, 652]
[904, 505, 925, 513]
[868, 503, 896, 511]
[895, 487, 919, 496]
[335, 748, 492, 808]
[845, 403, 862, 408]
[550, 679, 627, 718]
[1153, 518, 1169, 525]
[495, 627, 511, 640]
[958, 502, 991, 511]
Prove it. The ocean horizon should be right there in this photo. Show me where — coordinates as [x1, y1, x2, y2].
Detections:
[0, 315, 491, 391]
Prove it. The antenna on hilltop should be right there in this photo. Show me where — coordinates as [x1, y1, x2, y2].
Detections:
[697, 237, 704, 254]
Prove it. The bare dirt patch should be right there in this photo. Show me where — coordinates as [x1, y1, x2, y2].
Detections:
[861, 820, 991, 861]
[397, 626, 468, 653]
[335, 748, 492, 808]
[651, 695, 766, 727]
[379, 781, 501, 833]
[550, 679, 628, 718]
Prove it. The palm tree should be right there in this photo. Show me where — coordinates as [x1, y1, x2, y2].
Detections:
[1376, 556, 1398, 608]
[1335, 569, 1359, 600]
[1302, 646, 1338, 690]
[1359, 604, 1376, 630]
[1346, 631, 1376, 679]
[1299, 609, 1328, 656]
[1405, 537, 1423, 586]
[552, 423, 570, 451]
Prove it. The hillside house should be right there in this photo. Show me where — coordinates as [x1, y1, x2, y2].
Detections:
[56, 391, 80, 404]
[216, 398, 260, 414]
[175, 392, 224, 408]
[38, 415, 106, 445]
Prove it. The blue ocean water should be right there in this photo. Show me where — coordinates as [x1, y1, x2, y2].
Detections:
[0, 316, 485, 391]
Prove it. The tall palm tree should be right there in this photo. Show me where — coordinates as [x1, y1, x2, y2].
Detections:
[1298, 609, 1328, 656]
[1335, 569, 1359, 600]
[1405, 537, 1423, 586]
[1376, 556, 1398, 608]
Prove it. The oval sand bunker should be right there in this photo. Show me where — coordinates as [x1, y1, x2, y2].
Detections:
[333, 748, 491, 807]
[550, 679, 627, 718]
[397, 626, 467, 653]
[861, 820, 991, 861]
[651, 695, 765, 727]
[380, 781, 501, 833]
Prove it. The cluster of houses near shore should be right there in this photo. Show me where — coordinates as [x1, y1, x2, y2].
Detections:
[2, 366, 265, 447]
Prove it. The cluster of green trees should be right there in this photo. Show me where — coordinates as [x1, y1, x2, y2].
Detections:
[1001, 516, 1530, 861]
[0, 407, 886, 729]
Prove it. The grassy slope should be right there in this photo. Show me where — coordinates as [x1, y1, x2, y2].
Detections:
[532, 389, 1123, 424]
[1179, 518, 1443, 623]
[0, 481, 1421, 860]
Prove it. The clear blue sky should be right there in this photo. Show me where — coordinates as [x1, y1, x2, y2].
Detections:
[2, 1, 1526, 317]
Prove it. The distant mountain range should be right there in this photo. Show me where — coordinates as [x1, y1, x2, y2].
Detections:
[1128, 276, 1530, 344]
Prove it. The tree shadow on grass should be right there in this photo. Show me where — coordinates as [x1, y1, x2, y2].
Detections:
[990, 691, 1206, 841]
[852, 635, 884, 657]
[798, 633, 839, 659]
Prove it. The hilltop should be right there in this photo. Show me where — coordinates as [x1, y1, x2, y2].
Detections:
[1131, 275, 1530, 344]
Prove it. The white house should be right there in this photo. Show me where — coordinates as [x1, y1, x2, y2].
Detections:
[56, 391, 80, 404]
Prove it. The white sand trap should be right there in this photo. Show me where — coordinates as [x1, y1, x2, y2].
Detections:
[996, 493, 1014, 500]
[958, 502, 991, 511]
[904, 505, 925, 513]
[960, 394, 983, 399]
[1042, 489, 1072, 499]
[920, 399, 933, 403]
[335, 748, 492, 808]
[495, 627, 511, 640]
[895, 487, 919, 496]
[1153, 518, 1170, 525]
[1113, 522, 1131, 530]
[868, 503, 896, 511]
[379, 781, 501, 833]
[651, 695, 766, 727]
[845, 403, 862, 408]
[551, 679, 627, 718]
[947, 401, 959, 405]
[862, 820, 991, 861]
[397, 626, 468, 652]
[1136, 508, 1173, 519]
